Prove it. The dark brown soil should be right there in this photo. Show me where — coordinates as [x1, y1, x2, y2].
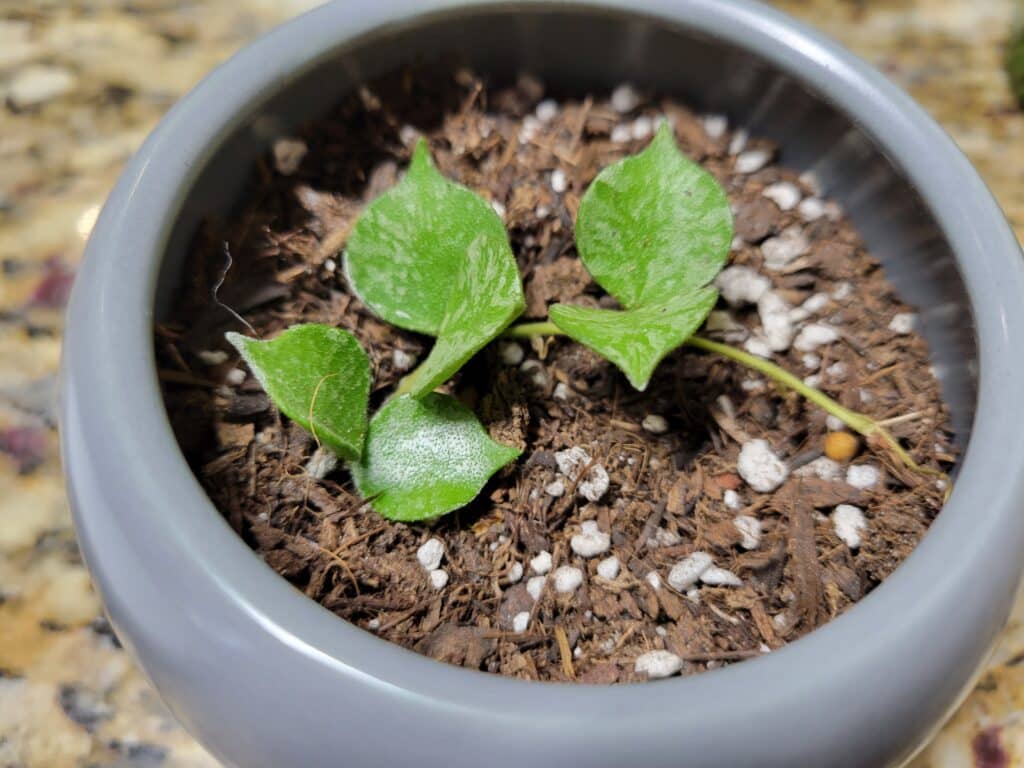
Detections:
[157, 64, 955, 684]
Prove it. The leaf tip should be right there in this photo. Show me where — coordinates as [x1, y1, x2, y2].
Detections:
[410, 137, 434, 173]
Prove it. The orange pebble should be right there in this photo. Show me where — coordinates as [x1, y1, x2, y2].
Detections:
[824, 431, 860, 462]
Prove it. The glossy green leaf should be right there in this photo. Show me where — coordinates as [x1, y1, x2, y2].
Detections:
[351, 393, 521, 522]
[226, 324, 370, 461]
[345, 140, 524, 396]
[550, 287, 718, 390]
[575, 122, 732, 308]
[553, 124, 733, 389]
[398, 234, 525, 398]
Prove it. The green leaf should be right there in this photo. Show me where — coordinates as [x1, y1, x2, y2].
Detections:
[573, 122, 732, 307]
[550, 287, 718, 390]
[226, 324, 370, 461]
[551, 124, 733, 389]
[345, 139, 524, 397]
[351, 393, 521, 522]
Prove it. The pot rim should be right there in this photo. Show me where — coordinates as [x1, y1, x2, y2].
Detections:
[64, 0, 1024, 720]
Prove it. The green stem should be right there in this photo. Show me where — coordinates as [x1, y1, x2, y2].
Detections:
[683, 336, 935, 475]
[500, 320, 563, 339]
[497, 321, 942, 480]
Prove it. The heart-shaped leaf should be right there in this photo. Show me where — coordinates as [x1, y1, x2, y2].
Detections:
[345, 140, 524, 396]
[573, 122, 732, 307]
[551, 123, 733, 389]
[351, 393, 521, 522]
[226, 324, 370, 461]
[549, 287, 718, 390]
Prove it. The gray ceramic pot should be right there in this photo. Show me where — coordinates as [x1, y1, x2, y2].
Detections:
[61, 1, 1024, 766]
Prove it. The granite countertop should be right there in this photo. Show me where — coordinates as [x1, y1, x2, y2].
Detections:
[1, 1, 1021, 765]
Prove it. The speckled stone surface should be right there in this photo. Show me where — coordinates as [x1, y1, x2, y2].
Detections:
[1, 1, 1021, 765]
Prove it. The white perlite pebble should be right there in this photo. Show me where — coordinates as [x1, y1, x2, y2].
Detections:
[519, 115, 540, 143]
[520, 359, 548, 388]
[757, 291, 795, 352]
[610, 124, 631, 143]
[832, 281, 854, 300]
[741, 378, 766, 394]
[544, 479, 566, 498]
[491, 200, 506, 219]
[724, 489, 742, 510]
[367, 617, 381, 630]
[733, 515, 763, 550]
[535, 98, 558, 123]
[551, 169, 568, 193]
[391, 348, 416, 371]
[8, 65, 75, 108]
[635, 650, 683, 679]
[802, 353, 821, 370]
[611, 83, 640, 113]
[737, 439, 789, 492]
[508, 562, 524, 584]
[888, 312, 916, 334]
[825, 361, 848, 380]
[762, 225, 810, 270]
[715, 266, 771, 306]
[667, 551, 713, 591]
[833, 504, 867, 549]
[700, 566, 743, 587]
[552, 382, 571, 401]
[795, 456, 843, 482]
[642, 414, 668, 434]
[762, 181, 801, 211]
[728, 129, 749, 155]
[597, 556, 620, 580]
[826, 414, 845, 432]
[645, 571, 662, 591]
[553, 566, 584, 594]
[199, 349, 229, 365]
[429, 569, 449, 590]
[323, 258, 337, 273]
[801, 292, 831, 315]
[399, 124, 419, 145]
[630, 116, 653, 140]
[305, 447, 338, 480]
[416, 538, 445, 571]
[743, 336, 774, 359]
[571, 520, 611, 558]
[703, 114, 728, 139]
[527, 576, 547, 601]
[846, 464, 880, 489]
[798, 197, 826, 221]
[498, 341, 524, 366]
[555, 446, 610, 502]
[273, 138, 308, 175]
[530, 550, 552, 575]
[512, 611, 531, 633]
[735, 149, 770, 174]
[793, 323, 840, 352]
[226, 368, 246, 386]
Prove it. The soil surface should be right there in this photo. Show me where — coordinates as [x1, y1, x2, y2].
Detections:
[157, 64, 955, 684]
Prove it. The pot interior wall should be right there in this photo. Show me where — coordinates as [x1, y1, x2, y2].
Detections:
[157, 3, 977, 443]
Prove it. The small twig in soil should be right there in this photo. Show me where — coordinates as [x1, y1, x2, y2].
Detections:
[554, 625, 576, 679]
